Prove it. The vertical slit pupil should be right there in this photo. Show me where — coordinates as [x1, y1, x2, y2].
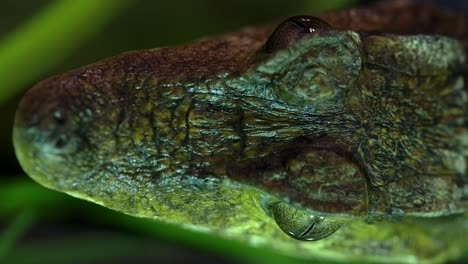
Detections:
[299, 222, 316, 237]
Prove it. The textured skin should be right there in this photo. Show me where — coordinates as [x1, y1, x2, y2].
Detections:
[13, 0, 468, 263]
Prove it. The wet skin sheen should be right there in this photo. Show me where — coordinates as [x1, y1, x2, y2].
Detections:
[13, 1, 468, 263]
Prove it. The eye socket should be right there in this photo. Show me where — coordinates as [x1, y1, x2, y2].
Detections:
[265, 201, 342, 241]
[265, 16, 331, 53]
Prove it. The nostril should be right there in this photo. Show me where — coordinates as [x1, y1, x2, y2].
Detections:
[53, 111, 66, 125]
[54, 134, 68, 149]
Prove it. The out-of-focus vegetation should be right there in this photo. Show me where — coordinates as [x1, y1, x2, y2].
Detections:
[0, 0, 131, 104]
[0, 1, 358, 263]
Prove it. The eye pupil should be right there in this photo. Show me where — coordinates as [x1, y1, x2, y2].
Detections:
[265, 15, 331, 53]
[299, 222, 316, 237]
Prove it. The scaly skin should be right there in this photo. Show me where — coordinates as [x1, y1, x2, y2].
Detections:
[13, 1, 468, 263]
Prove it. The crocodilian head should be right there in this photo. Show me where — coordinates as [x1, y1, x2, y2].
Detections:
[13, 16, 364, 242]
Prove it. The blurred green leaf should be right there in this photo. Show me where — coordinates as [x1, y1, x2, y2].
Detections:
[3, 232, 183, 264]
[0, 210, 34, 261]
[0, 0, 132, 104]
[0, 179, 69, 214]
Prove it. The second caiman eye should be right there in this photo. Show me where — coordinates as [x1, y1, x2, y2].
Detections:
[264, 201, 342, 241]
[265, 16, 331, 53]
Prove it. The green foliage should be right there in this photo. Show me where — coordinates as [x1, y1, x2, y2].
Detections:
[0, 0, 131, 104]
[0, 210, 34, 261]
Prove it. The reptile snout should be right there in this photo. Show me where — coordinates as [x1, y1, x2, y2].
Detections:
[15, 76, 83, 153]
[13, 75, 89, 188]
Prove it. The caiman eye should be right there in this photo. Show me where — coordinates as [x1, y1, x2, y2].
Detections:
[265, 201, 342, 241]
[265, 16, 331, 53]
